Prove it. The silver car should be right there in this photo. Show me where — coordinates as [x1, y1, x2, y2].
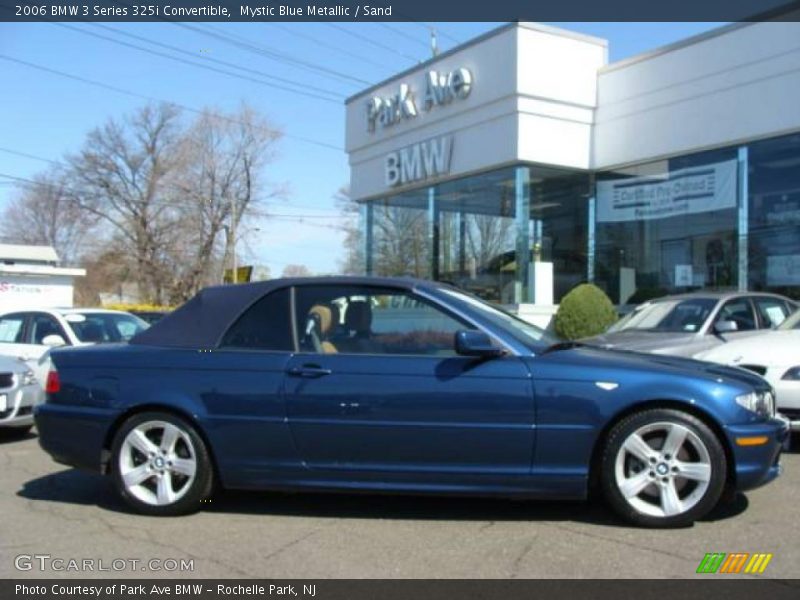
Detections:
[586, 292, 798, 357]
[0, 355, 44, 436]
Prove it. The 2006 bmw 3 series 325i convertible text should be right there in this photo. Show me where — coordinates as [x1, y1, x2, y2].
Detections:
[35, 277, 788, 527]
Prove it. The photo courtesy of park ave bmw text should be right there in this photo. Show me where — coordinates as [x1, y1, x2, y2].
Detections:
[1, 0, 800, 596]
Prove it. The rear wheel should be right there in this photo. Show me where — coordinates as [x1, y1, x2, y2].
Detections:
[601, 408, 727, 528]
[111, 412, 213, 516]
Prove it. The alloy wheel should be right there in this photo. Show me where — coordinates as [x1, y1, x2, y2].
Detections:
[118, 420, 197, 506]
[614, 421, 712, 518]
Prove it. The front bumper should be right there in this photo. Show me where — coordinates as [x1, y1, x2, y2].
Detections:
[0, 382, 44, 428]
[726, 416, 789, 492]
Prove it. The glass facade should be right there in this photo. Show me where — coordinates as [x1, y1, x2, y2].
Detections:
[361, 131, 800, 305]
[363, 165, 590, 304]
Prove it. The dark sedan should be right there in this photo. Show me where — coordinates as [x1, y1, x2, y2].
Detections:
[35, 277, 788, 527]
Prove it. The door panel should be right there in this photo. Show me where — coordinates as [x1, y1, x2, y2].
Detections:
[284, 353, 534, 476]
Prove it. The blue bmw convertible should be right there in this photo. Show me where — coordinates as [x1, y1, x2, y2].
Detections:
[35, 277, 788, 527]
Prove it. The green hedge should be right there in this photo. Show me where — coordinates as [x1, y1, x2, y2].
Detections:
[554, 283, 617, 340]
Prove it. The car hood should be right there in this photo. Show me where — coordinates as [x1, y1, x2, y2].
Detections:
[536, 344, 768, 391]
[583, 330, 700, 355]
[697, 330, 800, 367]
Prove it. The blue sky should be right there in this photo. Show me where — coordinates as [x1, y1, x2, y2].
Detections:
[0, 21, 723, 274]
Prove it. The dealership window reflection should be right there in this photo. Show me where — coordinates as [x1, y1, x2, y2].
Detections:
[748, 133, 800, 300]
[595, 147, 740, 304]
[364, 166, 589, 305]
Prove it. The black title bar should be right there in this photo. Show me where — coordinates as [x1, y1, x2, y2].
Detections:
[3, 0, 800, 22]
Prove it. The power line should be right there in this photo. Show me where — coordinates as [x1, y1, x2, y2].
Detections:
[0, 54, 343, 152]
[90, 22, 346, 100]
[324, 23, 421, 64]
[377, 23, 431, 50]
[55, 22, 343, 105]
[405, 21, 464, 45]
[0, 161, 342, 215]
[271, 23, 387, 71]
[176, 22, 372, 87]
[0, 147, 59, 165]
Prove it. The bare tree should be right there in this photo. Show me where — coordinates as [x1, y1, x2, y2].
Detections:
[282, 264, 312, 277]
[170, 104, 283, 301]
[67, 103, 187, 304]
[0, 170, 99, 265]
[335, 185, 364, 275]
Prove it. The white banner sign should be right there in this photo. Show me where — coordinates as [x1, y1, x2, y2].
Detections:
[597, 159, 738, 223]
[767, 254, 800, 286]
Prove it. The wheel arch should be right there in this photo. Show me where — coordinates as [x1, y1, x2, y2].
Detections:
[100, 404, 221, 488]
[586, 399, 736, 496]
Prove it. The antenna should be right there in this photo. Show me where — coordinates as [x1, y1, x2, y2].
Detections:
[430, 28, 439, 58]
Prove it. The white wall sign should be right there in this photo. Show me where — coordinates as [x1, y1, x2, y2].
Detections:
[367, 68, 473, 132]
[674, 264, 693, 287]
[767, 254, 800, 286]
[596, 159, 738, 223]
[385, 136, 453, 187]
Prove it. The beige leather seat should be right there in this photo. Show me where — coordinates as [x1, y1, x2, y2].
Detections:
[308, 305, 338, 354]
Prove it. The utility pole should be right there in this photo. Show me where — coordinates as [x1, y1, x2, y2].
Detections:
[231, 196, 237, 284]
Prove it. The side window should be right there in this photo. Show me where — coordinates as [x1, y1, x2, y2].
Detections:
[219, 288, 294, 351]
[753, 297, 790, 328]
[294, 285, 475, 356]
[30, 314, 67, 345]
[0, 314, 26, 343]
[715, 298, 756, 332]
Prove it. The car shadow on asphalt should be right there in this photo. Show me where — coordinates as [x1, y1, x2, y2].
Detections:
[0, 430, 37, 444]
[17, 467, 749, 528]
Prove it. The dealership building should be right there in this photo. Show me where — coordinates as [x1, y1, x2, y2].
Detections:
[345, 20, 800, 319]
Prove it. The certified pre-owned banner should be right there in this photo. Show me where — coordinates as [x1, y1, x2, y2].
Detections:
[596, 159, 738, 224]
[4, 0, 800, 22]
[5, 580, 800, 600]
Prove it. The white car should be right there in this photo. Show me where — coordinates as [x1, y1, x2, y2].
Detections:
[0, 354, 44, 436]
[696, 309, 800, 431]
[0, 308, 149, 386]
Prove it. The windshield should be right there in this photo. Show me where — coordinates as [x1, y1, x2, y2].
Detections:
[437, 288, 557, 351]
[779, 309, 800, 331]
[608, 298, 718, 334]
[67, 312, 149, 343]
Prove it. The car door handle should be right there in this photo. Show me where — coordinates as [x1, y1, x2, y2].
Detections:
[286, 366, 333, 378]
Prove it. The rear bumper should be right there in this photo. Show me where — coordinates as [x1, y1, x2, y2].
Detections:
[0, 383, 44, 428]
[725, 417, 789, 492]
[34, 403, 118, 471]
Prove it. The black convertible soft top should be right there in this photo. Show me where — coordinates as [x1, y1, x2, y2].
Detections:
[129, 276, 426, 349]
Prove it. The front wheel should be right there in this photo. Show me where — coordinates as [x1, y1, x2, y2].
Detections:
[601, 408, 727, 528]
[111, 412, 214, 516]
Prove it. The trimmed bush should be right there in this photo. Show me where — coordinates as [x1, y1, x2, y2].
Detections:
[554, 283, 617, 340]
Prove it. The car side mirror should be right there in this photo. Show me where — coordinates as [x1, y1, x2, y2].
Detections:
[714, 320, 738, 334]
[455, 330, 504, 358]
[42, 334, 66, 348]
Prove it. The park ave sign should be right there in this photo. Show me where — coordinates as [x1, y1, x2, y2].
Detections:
[366, 67, 473, 132]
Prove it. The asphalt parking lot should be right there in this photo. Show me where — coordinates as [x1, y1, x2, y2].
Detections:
[1, 429, 798, 580]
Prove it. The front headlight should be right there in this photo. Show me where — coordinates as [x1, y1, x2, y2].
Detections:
[781, 367, 800, 381]
[21, 370, 36, 386]
[735, 391, 775, 417]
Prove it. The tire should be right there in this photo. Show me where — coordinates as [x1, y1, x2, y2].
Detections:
[600, 408, 727, 528]
[110, 411, 214, 516]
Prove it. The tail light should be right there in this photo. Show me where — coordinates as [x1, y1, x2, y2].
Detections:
[45, 370, 61, 394]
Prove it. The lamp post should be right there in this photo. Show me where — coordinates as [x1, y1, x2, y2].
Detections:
[231, 196, 237, 284]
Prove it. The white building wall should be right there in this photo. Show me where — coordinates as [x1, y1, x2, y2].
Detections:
[346, 23, 607, 201]
[594, 21, 800, 169]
